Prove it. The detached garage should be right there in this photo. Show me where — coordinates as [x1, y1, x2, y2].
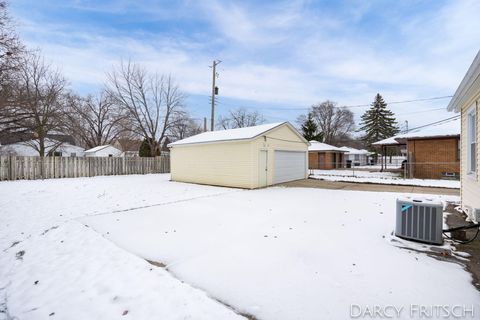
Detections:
[168, 122, 309, 189]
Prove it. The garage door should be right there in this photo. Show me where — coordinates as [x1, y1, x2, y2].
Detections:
[274, 151, 306, 184]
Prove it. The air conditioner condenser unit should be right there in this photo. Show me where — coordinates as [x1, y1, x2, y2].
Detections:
[395, 197, 444, 245]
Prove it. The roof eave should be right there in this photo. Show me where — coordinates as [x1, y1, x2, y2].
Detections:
[447, 50, 480, 112]
[397, 134, 460, 141]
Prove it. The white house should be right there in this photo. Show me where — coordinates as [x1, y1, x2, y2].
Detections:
[339, 146, 371, 166]
[84, 145, 123, 157]
[0, 139, 85, 157]
[447, 50, 480, 222]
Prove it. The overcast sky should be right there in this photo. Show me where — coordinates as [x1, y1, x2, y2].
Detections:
[9, 0, 480, 131]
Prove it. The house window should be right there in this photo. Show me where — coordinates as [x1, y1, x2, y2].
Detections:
[71, 153, 76, 157]
[354, 154, 360, 161]
[467, 104, 477, 174]
[53, 151, 62, 157]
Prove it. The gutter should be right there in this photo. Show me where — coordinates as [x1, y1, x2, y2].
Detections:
[447, 50, 480, 112]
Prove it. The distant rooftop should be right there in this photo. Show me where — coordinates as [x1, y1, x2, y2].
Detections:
[339, 146, 371, 154]
[372, 118, 460, 146]
[308, 141, 345, 152]
[85, 145, 113, 153]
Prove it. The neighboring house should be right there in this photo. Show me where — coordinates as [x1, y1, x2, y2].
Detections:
[0, 132, 77, 146]
[308, 141, 346, 170]
[113, 139, 142, 157]
[447, 50, 480, 223]
[84, 145, 123, 157]
[168, 122, 309, 189]
[0, 139, 85, 157]
[339, 146, 371, 166]
[373, 118, 460, 179]
[121, 150, 139, 157]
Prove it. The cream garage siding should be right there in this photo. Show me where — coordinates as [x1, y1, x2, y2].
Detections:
[250, 124, 308, 186]
[274, 151, 306, 183]
[169, 122, 309, 189]
[170, 140, 254, 188]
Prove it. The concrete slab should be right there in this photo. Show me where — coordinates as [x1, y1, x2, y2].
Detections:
[281, 179, 460, 196]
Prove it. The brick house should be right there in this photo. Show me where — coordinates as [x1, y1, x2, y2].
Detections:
[373, 118, 460, 179]
[308, 141, 346, 170]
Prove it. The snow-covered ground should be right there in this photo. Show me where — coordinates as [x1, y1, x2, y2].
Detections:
[1, 174, 477, 320]
[0, 175, 243, 320]
[310, 169, 460, 189]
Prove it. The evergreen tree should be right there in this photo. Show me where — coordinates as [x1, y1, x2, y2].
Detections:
[301, 113, 323, 141]
[139, 138, 152, 157]
[360, 93, 399, 148]
[139, 138, 159, 157]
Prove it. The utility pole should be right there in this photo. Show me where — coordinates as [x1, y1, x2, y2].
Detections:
[204, 117, 207, 132]
[210, 60, 221, 131]
[405, 120, 409, 133]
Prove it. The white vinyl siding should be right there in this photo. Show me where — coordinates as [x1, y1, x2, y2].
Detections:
[467, 105, 477, 174]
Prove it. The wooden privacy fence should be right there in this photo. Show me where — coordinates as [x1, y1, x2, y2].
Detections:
[0, 155, 170, 181]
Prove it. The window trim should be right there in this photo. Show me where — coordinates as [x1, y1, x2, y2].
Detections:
[456, 138, 460, 161]
[466, 103, 477, 175]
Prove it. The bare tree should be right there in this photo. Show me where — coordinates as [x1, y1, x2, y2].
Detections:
[0, 1, 23, 79]
[65, 91, 126, 149]
[309, 100, 354, 144]
[115, 130, 142, 152]
[168, 112, 202, 141]
[0, 1, 25, 135]
[217, 107, 265, 130]
[8, 53, 67, 156]
[107, 61, 185, 156]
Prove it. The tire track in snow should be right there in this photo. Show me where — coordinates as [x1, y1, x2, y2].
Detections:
[78, 189, 244, 218]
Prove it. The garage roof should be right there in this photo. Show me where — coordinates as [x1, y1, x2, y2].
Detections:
[168, 122, 306, 147]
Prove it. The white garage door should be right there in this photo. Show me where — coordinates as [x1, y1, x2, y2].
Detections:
[274, 151, 306, 184]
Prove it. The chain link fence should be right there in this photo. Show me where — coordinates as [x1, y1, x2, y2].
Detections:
[309, 160, 460, 180]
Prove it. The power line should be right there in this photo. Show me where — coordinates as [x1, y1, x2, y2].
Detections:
[345, 95, 453, 108]
[214, 95, 453, 112]
[396, 107, 447, 116]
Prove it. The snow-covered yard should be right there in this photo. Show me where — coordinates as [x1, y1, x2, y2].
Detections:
[1, 174, 478, 319]
[310, 169, 460, 189]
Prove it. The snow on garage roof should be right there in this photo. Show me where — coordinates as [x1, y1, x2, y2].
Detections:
[168, 122, 305, 147]
[308, 141, 345, 152]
